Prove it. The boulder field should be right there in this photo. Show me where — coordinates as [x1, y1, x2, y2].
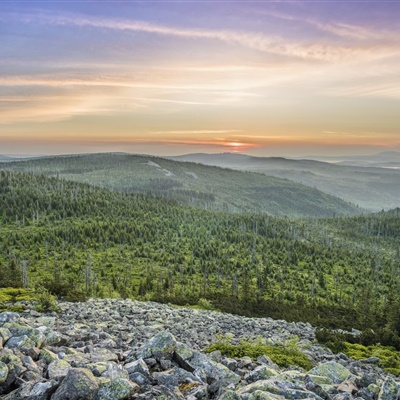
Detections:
[0, 298, 399, 399]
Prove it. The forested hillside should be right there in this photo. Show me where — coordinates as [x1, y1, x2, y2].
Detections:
[0, 171, 398, 340]
[171, 153, 400, 211]
[0, 153, 361, 217]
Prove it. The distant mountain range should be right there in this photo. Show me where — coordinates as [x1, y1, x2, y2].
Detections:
[0, 155, 16, 162]
[170, 152, 400, 211]
[0, 153, 360, 218]
[295, 151, 400, 168]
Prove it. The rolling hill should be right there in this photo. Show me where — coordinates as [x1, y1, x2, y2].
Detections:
[170, 153, 400, 211]
[0, 153, 361, 217]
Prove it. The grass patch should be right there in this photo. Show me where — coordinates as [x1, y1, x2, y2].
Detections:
[344, 343, 400, 376]
[206, 336, 313, 370]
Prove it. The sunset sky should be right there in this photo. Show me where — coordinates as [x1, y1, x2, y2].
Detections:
[1, 0, 400, 156]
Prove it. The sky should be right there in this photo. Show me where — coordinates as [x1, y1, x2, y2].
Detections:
[1, 0, 400, 157]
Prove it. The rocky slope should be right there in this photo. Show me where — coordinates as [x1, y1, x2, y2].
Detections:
[0, 299, 399, 399]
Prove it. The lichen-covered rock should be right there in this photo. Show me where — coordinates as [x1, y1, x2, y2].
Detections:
[36, 317, 56, 328]
[0, 312, 20, 325]
[0, 327, 12, 344]
[87, 347, 118, 363]
[136, 384, 184, 400]
[96, 377, 138, 400]
[86, 362, 108, 377]
[5, 335, 36, 352]
[46, 330, 66, 346]
[179, 381, 208, 399]
[308, 362, 351, 384]
[306, 374, 333, 385]
[0, 361, 8, 383]
[62, 351, 91, 367]
[48, 358, 71, 380]
[129, 371, 152, 386]
[40, 348, 58, 364]
[153, 366, 202, 388]
[256, 355, 280, 372]
[6, 325, 46, 348]
[0, 299, 398, 400]
[245, 366, 280, 383]
[51, 368, 99, 400]
[378, 376, 400, 400]
[188, 351, 241, 387]
[217, 390, 241, 400]
[238, 378, 323, 399]
[137, 330, 177, 360]
[101, 362, 129, 380]
[247, 391, 286, 400]
[125, 358, 150, 378]
[0, 352, 26, 394]
[13, 379, 59, 400]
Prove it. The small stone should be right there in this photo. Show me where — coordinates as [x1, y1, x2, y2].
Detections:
[160, 358, 172, 370]
[129, 371, 152, 386]
[144, 357, 157, 367]
[239, 356, 253, 368]
[125, 358, 150, 378]
[40, 348, 58, 364]
[223, 358, 238, 371]
[245, 366, 279, 382]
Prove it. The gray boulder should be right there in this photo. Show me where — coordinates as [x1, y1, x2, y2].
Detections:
[137, 330, 177, 360]
[51, 368, 99, 400]
[47, 359, 71, 380]
[95, 377, 138, 400]
[308, 362, 351, 384]
[378, 376, 400, 400]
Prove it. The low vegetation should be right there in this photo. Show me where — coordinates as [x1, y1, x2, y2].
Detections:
[206, 335, 313, 370]
[316, 328, 400, 376]
[0, 287, 60, 313]
[345, 343, 400, 376]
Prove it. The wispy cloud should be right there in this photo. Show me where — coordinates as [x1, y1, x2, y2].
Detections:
[152, 130, 242, 135]
[9, 12, 399, 62]
[260, 10, 390, 40]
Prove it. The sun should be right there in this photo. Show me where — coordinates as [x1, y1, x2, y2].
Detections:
[226, 142, 245, 152]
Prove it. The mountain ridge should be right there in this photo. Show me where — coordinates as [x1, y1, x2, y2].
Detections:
[0, 153, 361, 218]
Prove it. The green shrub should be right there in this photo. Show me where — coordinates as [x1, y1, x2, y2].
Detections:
[64, 289, 88, 303]
[0, 287, 35, 302]
[35, 288, 61, 313]
[343, 343, 400, 376]
[206, 336, 313, 370]
[197, 298, 215, 310]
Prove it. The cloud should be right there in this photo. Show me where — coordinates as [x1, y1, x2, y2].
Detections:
[9, 11, 399, 62]
[261, 10, 387, 40]
[152, 130, 242, 135]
